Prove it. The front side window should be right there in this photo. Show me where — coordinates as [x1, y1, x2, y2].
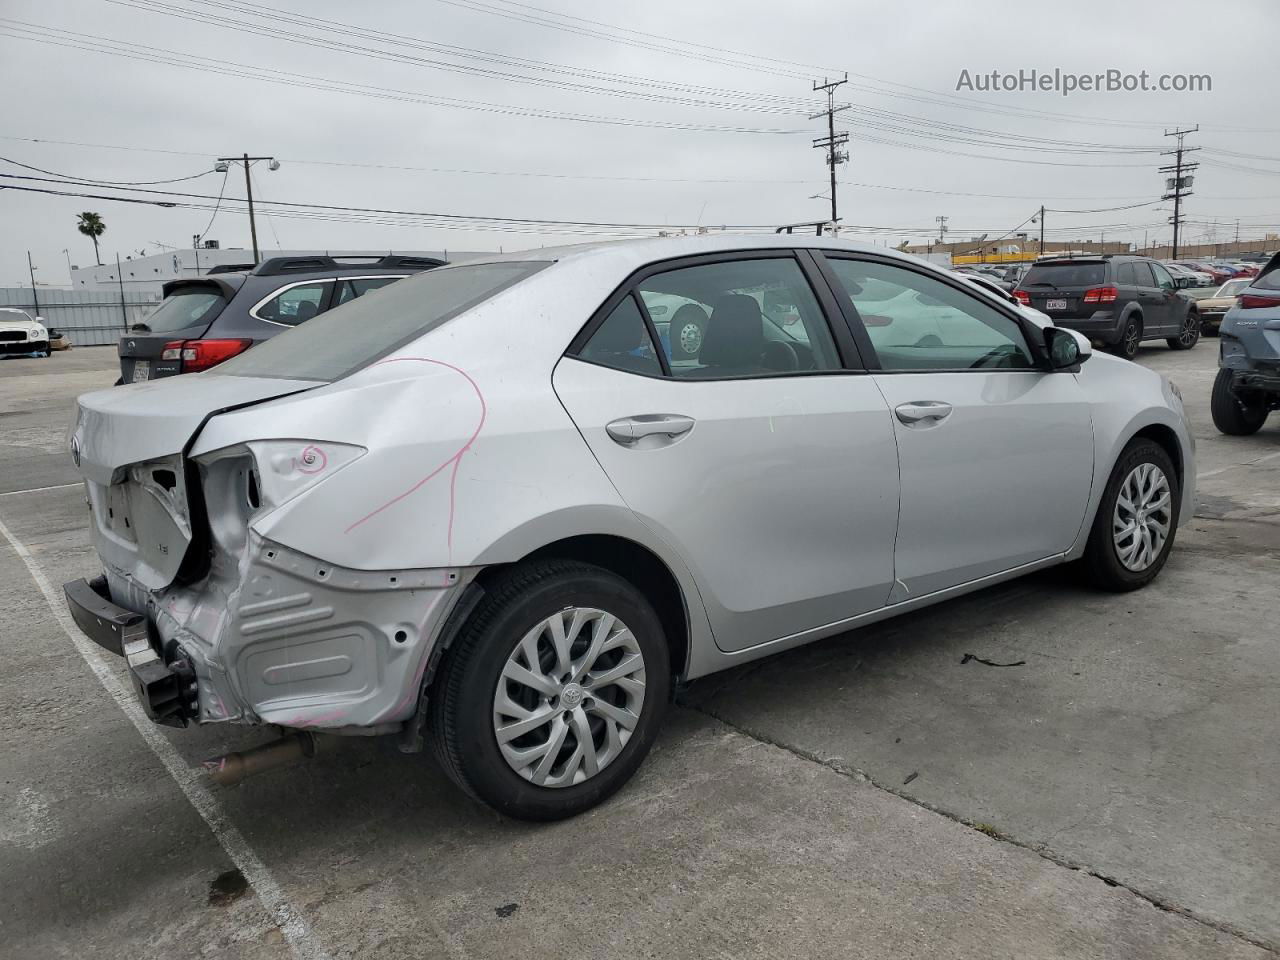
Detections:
[579, 295, 663, 376]
[826, 258, 1034, 371]
[255, 281, 332, 326]
[1149, 262, 1176, 291]
[336, 276, 403, 305]
[632, 258, 840, 379]
[1132, 262, 1157, 287]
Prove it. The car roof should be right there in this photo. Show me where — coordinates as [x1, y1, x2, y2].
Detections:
[450, 233, 936, 275]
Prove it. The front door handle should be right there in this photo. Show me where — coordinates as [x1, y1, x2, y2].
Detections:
[894, 401, 953, 425]
[606, 414, 695, 445]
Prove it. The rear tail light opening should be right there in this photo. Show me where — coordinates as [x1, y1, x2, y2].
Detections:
[1237, 294, 1280, 310]
[161, 338, 252, 372]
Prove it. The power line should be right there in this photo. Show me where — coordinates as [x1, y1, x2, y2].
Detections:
[0, 20, 806, 135]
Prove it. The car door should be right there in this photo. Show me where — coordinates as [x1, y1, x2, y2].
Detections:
[1147, 261, 1182, 334]
[552, 251, 901, 652]
[817, 252, 1095, 601]
[1130, 261, 1169, 333]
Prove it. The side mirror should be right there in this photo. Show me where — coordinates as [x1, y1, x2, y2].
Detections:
[35, 315, 45, 323]
[1045, 326, 1091, 369]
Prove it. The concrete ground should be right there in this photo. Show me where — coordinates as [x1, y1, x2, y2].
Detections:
[0, 343, 1276, 960]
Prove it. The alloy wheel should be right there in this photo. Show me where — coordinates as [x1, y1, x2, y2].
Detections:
[1112, 462, 1172, 572]
[492, 607, 647, 787]
[1122, 321, 1140, 358]
[1178, 315, 1198, 347]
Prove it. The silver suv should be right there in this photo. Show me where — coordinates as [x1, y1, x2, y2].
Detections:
[1213, 252, 1280, 435]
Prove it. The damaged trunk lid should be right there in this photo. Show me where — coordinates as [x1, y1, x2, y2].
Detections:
[71, 374, 319, 590]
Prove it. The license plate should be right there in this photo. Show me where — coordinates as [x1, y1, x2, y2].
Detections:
[1046, 298, 1068, 311]
[131, 360, 151, 382]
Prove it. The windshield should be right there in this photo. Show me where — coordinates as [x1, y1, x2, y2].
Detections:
[1022, 262, 1105, 287]
[1218, 279, 1250, 297]
[216, 260, 546, 381]
[140, 286, 226, 333]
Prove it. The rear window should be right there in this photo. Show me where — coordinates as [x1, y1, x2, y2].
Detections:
[1022, 262, 1105, 288]
[139, 286, 226, 334]
[1253, 271, 1280, 292]
[216, 261, 546, 381]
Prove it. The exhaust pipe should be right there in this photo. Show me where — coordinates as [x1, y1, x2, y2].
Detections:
[203, 731, 317, 786]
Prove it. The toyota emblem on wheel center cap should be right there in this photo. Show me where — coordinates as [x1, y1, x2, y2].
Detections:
[560, 683, 584, 708]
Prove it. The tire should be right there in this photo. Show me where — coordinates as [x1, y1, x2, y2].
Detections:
[1211, 368, 1268, 436]
[1111, 315, 1142, 360]
[429, 558, 670, 821]
[1082, 438, 1180, 591]
[1166, 311, 1200, 350]
[667, 308, 706, 361]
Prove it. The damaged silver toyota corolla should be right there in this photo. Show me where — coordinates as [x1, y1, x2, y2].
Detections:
[65, 235, 1195, 820]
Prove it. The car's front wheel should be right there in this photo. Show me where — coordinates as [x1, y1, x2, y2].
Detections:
[1167, 311, 1200, 350]
[1082, 438, 1180, 591]
[1211, 368, 1269, 435]
[429, 559, 670, 820]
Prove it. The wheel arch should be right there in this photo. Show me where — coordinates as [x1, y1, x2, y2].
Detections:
[1131, 422, 1184, 490]
[503, 534, 692, 682]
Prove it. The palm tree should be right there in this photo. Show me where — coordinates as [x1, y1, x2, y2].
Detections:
[76, 212, 106, 266]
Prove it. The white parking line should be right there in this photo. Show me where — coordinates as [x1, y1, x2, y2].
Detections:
[0, 482, 81, 497]
[0, 514, 332, 960]
[1196, 449, 1280, 481]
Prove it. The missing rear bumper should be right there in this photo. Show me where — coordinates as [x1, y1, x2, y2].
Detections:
[64, 575, 198, 727]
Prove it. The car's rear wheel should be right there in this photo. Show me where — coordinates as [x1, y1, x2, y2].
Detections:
[1111, 316, 1142, 360]
[1082, 439, 1180, 591]
[1167, 311, 1200, 350]
[429, 558, 670, 821]
[1211, 368, 1269, 435]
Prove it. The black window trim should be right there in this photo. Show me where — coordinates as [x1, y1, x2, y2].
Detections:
[565, 248, 866, 382]
[810, 249, 1054, 375]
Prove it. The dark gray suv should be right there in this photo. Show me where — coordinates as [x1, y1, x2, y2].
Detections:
[1014, 255, 1200, 359]
[118, 254, 445, 383]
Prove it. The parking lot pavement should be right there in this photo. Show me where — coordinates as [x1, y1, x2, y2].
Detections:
[1, 344, 1276, 959]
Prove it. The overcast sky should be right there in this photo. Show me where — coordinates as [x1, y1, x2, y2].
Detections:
[1, 0, 1277, 286]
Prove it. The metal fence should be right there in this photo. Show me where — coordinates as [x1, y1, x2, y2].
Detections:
[0, 287, 162, 346]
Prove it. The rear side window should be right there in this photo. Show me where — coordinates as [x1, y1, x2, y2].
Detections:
[1132, 262, 1157, 287]
[1115, 263, 1136, 286]
[140, 287, 226, 333]
[336, 276, 403, 305]
[632, 258, 840, 378]
[217, 261, 546, 382]
[1022, 263, 1105, 287]
[579, 296, 663, 376]
[254, 281, 332, 326]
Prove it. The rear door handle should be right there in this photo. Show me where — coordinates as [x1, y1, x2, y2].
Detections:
[606, 414, 695, 445]
[894, 401, 953, 425]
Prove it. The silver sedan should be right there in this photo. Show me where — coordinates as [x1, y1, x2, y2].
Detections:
[65, 235, 1194, 819]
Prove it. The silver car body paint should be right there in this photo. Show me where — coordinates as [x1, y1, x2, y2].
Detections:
[68, 234, 1195, 733]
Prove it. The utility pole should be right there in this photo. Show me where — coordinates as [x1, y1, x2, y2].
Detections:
[214, 154, 280, 264]
[26, 251, 39, 316]
[1038, 205, 1045, 255]
[935, 215, 949, 248]
[192, 234, 201, 276]
[1160, 126, 1199, 261]
[115, 252, 128, 330]
[810, 76, 849, 233]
